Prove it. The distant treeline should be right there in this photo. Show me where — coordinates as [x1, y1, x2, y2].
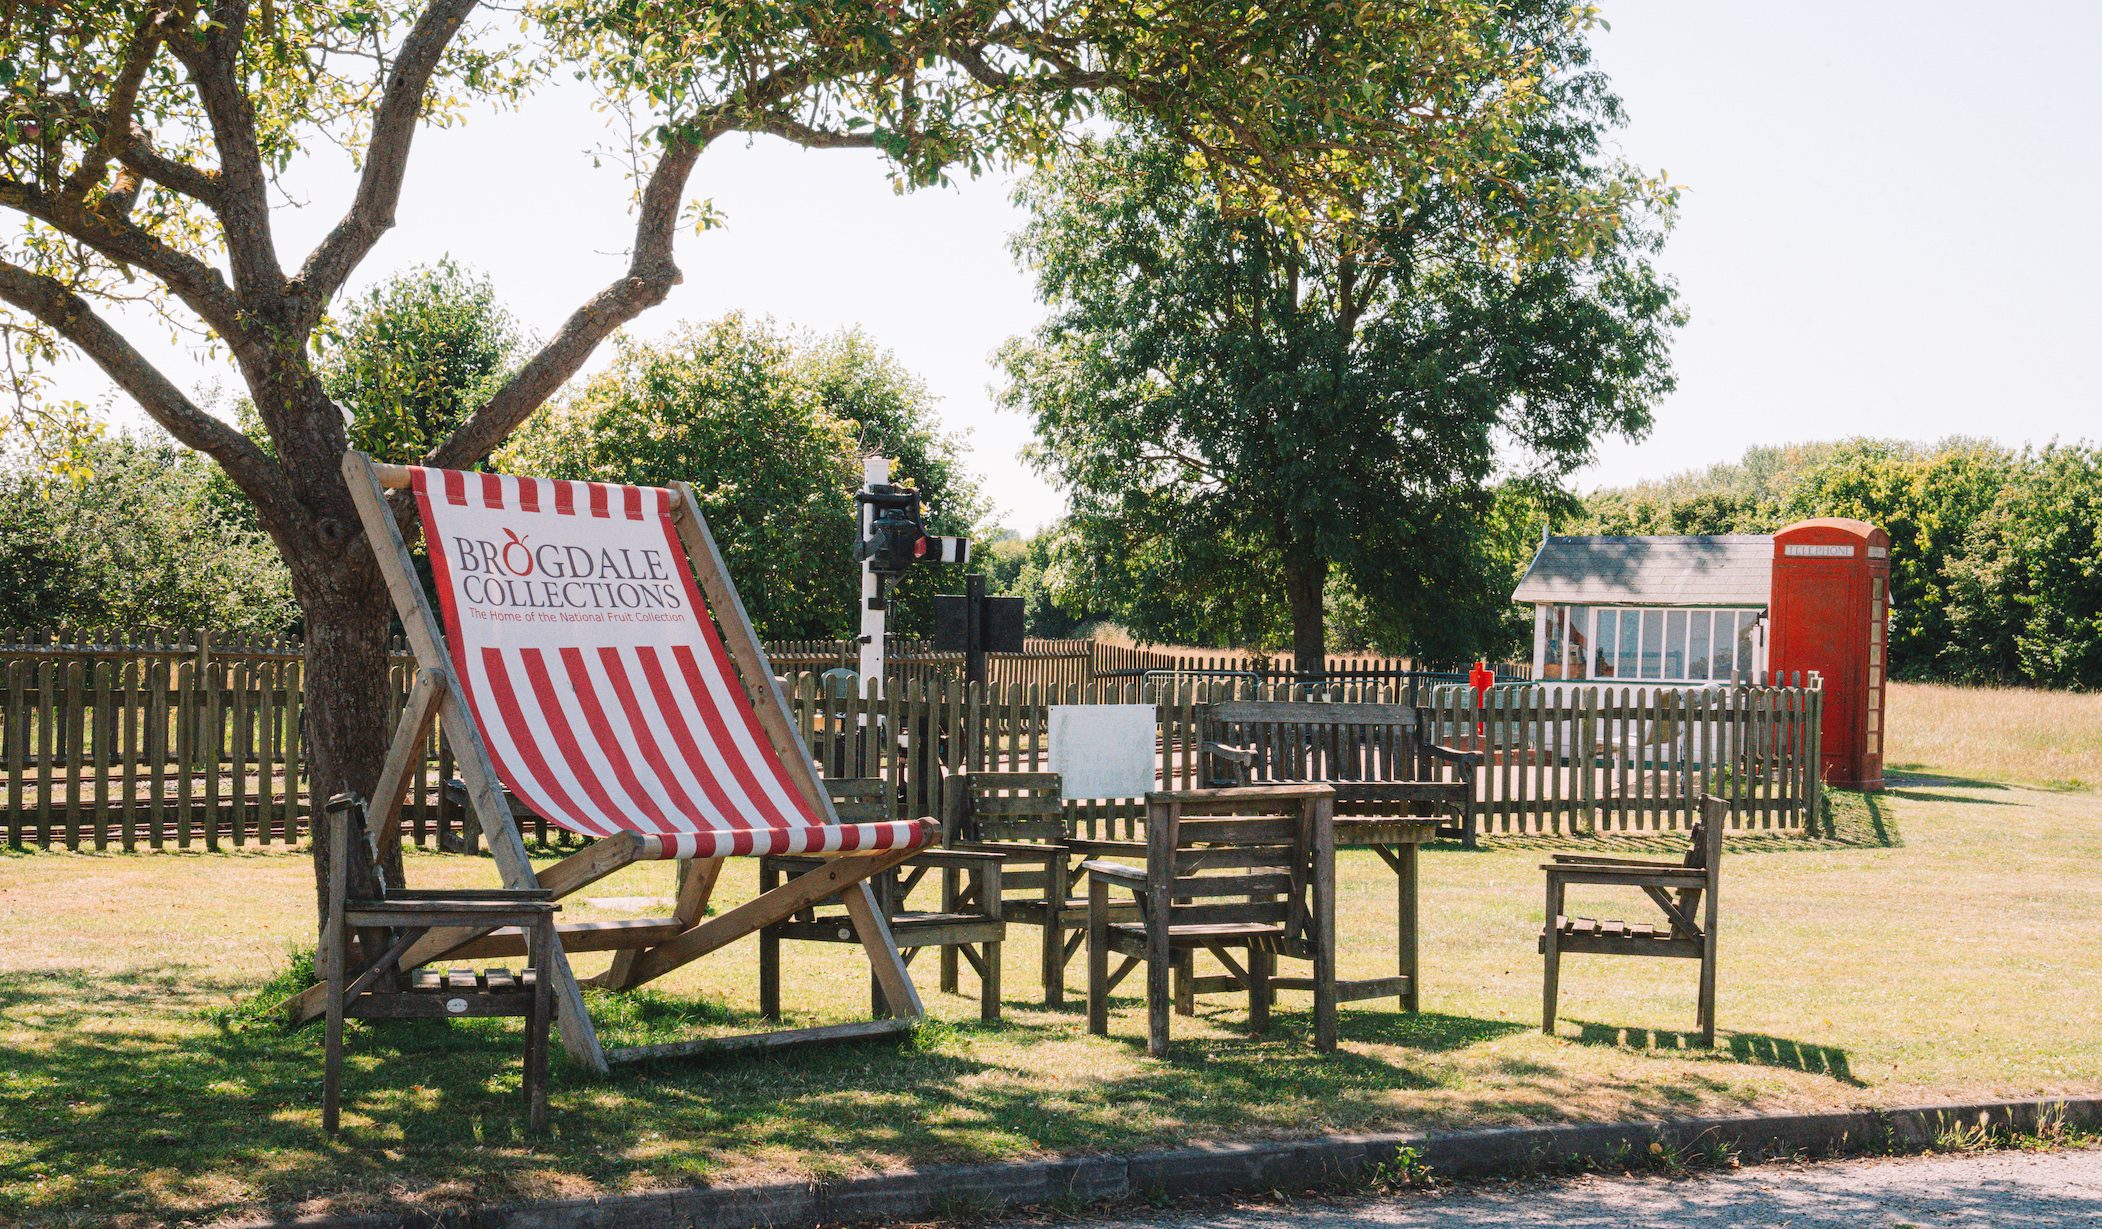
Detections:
[1572, 438, 2102, 690]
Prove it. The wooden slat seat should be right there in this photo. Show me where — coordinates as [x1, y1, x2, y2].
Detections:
[320, 795, 554, 1133]
[1106, 921, 1286, 947]
[941, 770, 1117, 1008]
[1540, 796, 1723, 1044]
[759, 779, 1007, 1022]
[1087, 787, 1338, 1058]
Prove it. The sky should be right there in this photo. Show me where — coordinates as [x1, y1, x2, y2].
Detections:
[67, 0, 2102, 533]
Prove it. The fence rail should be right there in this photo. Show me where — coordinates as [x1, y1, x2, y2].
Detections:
[1, 628, 1786, 851]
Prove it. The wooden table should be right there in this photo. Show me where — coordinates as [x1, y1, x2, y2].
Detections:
[1333, 815, 1444, 1012]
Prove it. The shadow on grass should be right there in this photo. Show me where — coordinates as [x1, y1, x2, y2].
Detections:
[1569, 1020, 1863, 1087]
[0, 958, 1853, 1228]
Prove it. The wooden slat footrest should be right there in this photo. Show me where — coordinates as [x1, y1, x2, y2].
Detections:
[605, 1017, 913, 1064]
[409, 968, 540, 993]
[445, 916, 687, 959]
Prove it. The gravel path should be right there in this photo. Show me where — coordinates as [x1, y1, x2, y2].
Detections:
[1067, 1148, 2102, 1228]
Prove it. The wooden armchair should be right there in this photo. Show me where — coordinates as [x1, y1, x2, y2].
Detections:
[319, 794, 556, 1133]
[940, 770, 1142, 1008]
[760, 778, 1007, 1021]
[1541, 795, 1724, 1045]
[1197, 701, 1483, 847]
[1084, 786, 1337, 1058]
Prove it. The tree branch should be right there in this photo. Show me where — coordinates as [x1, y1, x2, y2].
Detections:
[164, 0, 283, 302]
[749, 114, 882, 150]
[292, 0, 480, 320]
[0, 256, 291, 518]
[0, 177, 250, 345]
[62, 8, 168, 205]
[423, 130, 708, 469]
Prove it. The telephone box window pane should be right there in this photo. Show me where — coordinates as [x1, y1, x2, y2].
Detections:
[1688, 611, 1713, 681]
[1617, 610, 1641, 678]
[1595, 609, 1618, 677]
[1664, 610, 1688, 679]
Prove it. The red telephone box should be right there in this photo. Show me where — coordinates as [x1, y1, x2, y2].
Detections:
[1767, 518, 1891, 790]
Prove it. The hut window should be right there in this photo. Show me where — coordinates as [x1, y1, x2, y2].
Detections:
[1578, 607, 1764, 682]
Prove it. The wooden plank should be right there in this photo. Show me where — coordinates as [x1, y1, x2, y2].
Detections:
[368, 669, 445, 858]
[666, 480, 839, 824]
[90, 661, 112, 850]
[120, 660, 140, 850]
[229, 660, 250, 847]
[605, 1017, 912, 1065]
[202, 659, 222, 850]
[5, 660, 23, 848]
[63, 660, 84, 850]
[174, 660, 194, 849]
[283, 659, 303, 845]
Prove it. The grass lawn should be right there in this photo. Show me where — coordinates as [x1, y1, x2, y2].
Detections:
[3, 686, 2099, 1226]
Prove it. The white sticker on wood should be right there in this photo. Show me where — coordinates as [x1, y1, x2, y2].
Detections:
[1048, 704, 1159, 800]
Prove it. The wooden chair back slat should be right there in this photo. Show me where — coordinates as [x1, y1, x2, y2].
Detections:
[947, 770, 1067, 844]
[824, 777, 892, 824]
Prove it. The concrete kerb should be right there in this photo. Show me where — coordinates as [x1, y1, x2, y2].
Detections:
[246, 1095, 2102, 1229]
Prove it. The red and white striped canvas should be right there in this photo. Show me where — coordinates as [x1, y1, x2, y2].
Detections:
[410, 465, 926, 860]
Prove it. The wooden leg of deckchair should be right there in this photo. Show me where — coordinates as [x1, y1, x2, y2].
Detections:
[618, 847, 920, 989]
[845, 879, 924, 1022]
[603, 857, 722, 992]
[281, 833, 649, 1024]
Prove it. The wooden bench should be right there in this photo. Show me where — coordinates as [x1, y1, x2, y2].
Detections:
[941, 770, 1143, 1008]
[320, 794, 555, 1133]
[1196, 701, 1482, 846]
[1541, 795, 1724, 1044]
[761, 778, 1007, 1021]
[1084, 786, 1338, 1058]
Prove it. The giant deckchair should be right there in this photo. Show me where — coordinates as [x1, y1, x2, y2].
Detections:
[291, 451, 933, 1072]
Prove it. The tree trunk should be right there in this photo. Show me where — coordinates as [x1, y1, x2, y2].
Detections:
[1283, 554, 1329, 680]
[286, 535, 401, 928]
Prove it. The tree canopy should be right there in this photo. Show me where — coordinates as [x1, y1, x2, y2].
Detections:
[0, 432, 294, 631]
[1573, 438, 2102, 690]
[998, 9, 1682, 671]
[322, 258, 527, 465]
[499, 313, 980, 640]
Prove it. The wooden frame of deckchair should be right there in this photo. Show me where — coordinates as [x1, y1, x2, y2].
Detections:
[287, 451, 925, 1073]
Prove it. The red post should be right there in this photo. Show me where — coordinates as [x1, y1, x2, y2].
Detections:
[1469, 660, 1495, 739]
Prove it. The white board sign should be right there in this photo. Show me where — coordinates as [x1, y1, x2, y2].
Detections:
[1048, 704, 1158, 800]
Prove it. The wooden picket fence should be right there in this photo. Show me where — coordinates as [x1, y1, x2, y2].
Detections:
[0, 628, 1799, 851]
[1422, 674, 1824, 835]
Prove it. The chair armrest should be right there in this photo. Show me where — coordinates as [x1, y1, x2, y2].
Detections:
[386, 887, 554, 901]
[1202, 741, 1257, 766]
[948, 840, 1066, 861]
[1541, 865, 1708, 887]
[1081, 860, 1148, 887]
[1066, 838, 1147, 857]
[901, 848, 1008, 868]
[1421, 742, 1483, 769]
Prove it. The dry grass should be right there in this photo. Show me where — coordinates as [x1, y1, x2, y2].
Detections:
[1886, 681, 2102, 791]
[3, 684, 2100, 1226]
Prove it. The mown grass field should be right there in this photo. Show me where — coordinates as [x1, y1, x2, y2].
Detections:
[2, 684, 2098, 1227]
